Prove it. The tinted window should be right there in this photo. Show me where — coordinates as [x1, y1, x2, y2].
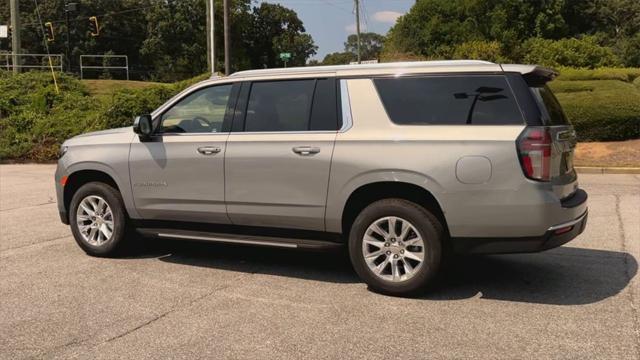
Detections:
[160, 85, 232, 133]
[374, 76, 524, 125]
[245, 80, 315, 132]
[310, 78, 339, 131]
[529, 85, 570, 125]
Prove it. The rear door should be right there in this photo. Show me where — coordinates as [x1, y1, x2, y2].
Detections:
[224, 78, 340, 231]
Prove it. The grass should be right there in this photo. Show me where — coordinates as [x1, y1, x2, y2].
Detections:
[81, 79, 165, 96]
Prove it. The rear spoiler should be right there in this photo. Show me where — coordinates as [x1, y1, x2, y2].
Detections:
[500, 64, 558, 87]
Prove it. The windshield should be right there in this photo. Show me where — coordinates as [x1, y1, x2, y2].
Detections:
[529, 85, 570, 126]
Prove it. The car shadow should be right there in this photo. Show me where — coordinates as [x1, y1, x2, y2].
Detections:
[133, 238, 636, 305]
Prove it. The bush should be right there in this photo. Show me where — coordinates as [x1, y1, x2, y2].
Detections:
[451, 40, 507, 63]
[0, 71, 206, 161]
[522, 36, 621, 68]
[556, 67, 640, 82]
[550, 80, 640, 141]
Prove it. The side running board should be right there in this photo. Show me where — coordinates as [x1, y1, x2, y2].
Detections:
[137, 228, 344, 251]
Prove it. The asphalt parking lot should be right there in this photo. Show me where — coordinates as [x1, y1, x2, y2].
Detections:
[0, 164, 638, 359]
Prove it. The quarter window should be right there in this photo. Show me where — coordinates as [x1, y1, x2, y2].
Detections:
[160, 85, 232, 133]
[374, 76, 524, 125]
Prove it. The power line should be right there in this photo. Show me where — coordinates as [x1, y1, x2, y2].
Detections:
[20, 3, 167, 28]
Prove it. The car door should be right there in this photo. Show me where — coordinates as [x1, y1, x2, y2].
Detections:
[225, 78, 340, 231]
[129, 82, 238, 224]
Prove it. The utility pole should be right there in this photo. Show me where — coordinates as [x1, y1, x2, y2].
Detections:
[223, 0, 230, 75]
[354, 0, 361, 64]
[10, 0, 21, 74]
[207, 0, 216, 76]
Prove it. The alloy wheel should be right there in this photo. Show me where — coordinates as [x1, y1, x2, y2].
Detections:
[76, 195, 114, 246]
[362, 216, 425, 282]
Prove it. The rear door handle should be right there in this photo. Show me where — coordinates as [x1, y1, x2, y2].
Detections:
[292, 146, 320, 156]
[197, 146, 221, 155]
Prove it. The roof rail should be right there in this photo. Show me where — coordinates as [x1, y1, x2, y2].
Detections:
[229, 60, 496, 78]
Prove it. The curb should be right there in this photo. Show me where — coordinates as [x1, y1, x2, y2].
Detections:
[575, 166, 640, 174]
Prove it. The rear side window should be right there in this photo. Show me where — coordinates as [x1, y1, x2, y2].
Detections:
[243, 78, 339, 132]
[529, 85, 570, 126]
[373, 76, 524, 125]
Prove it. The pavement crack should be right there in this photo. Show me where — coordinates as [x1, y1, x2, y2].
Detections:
[102, 279, 240, 344]
[616, 195, 640, 357]
[0, 201, 56, 212]
[0, 234, 70, 255]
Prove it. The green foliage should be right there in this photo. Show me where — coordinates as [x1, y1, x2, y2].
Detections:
[556, 67, 640, 82]
[522, 37, 621, 68]
[451, 40, 506, 62]
[0, 0, 316, 81]
[321, 52, 356, 65]
[344, 32, 386, 61]
[550, 79, 640, 141]
[0, 71, 205, 161]
[385, 0, 640, 67]
[244, 3, 317, 69]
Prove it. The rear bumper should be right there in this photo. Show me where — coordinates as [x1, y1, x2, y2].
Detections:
[451, 209, 588, 254]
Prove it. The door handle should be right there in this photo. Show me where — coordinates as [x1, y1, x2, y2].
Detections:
[292, 146, 320, 156]
[197, 146, 221, 155]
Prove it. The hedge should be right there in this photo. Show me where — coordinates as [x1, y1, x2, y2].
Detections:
[550, 79, 640, 141]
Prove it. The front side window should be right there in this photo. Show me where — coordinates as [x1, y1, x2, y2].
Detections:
[374, 75, 524, 125]
[160, 85, 232, 133]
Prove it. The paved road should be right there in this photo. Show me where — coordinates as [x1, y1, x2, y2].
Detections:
[1, 164, 638, 359]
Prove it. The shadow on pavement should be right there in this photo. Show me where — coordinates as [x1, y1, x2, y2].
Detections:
[133, 238, 636, 305]
[426, 246, 637, 305]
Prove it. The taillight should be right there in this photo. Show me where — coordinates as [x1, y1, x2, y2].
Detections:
[517, 127, 552, 181]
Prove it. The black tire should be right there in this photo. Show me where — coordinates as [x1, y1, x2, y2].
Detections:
[348, 198, 443, 296]
[69, 182, 130, 257]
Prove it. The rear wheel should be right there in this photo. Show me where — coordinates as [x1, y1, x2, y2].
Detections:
[349, 199, 443, 296]
[69, 182, 130, 257]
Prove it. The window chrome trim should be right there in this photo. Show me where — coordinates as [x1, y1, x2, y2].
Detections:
[339, 79, 353, 132]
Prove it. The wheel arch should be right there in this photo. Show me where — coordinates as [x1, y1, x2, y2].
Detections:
[340, 181, 450, 240]
[63, 168, 125, 221]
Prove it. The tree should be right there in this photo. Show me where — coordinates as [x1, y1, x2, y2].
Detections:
[384, 0, 640, 66]
[522, 36, 621, 68]
[451, 40, 506, 62]
[344, 32, 385, 61]
[321, 51, 355, 65]
[243, 3, 317, 69]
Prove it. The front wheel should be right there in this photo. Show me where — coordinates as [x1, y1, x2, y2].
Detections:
[69, 182, 129, 257]
[348, 199, 443, 296]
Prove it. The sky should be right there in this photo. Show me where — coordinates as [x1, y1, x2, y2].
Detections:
[256, 0, 416, 60]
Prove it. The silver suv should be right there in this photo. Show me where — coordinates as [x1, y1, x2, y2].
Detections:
[55, 61, 588, 295]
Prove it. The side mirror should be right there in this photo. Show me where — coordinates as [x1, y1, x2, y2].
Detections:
[133, 114, 153, 139]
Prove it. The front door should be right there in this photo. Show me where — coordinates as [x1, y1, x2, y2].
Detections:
[225, 78, 340, 231]
[129, 83, 236, 224]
